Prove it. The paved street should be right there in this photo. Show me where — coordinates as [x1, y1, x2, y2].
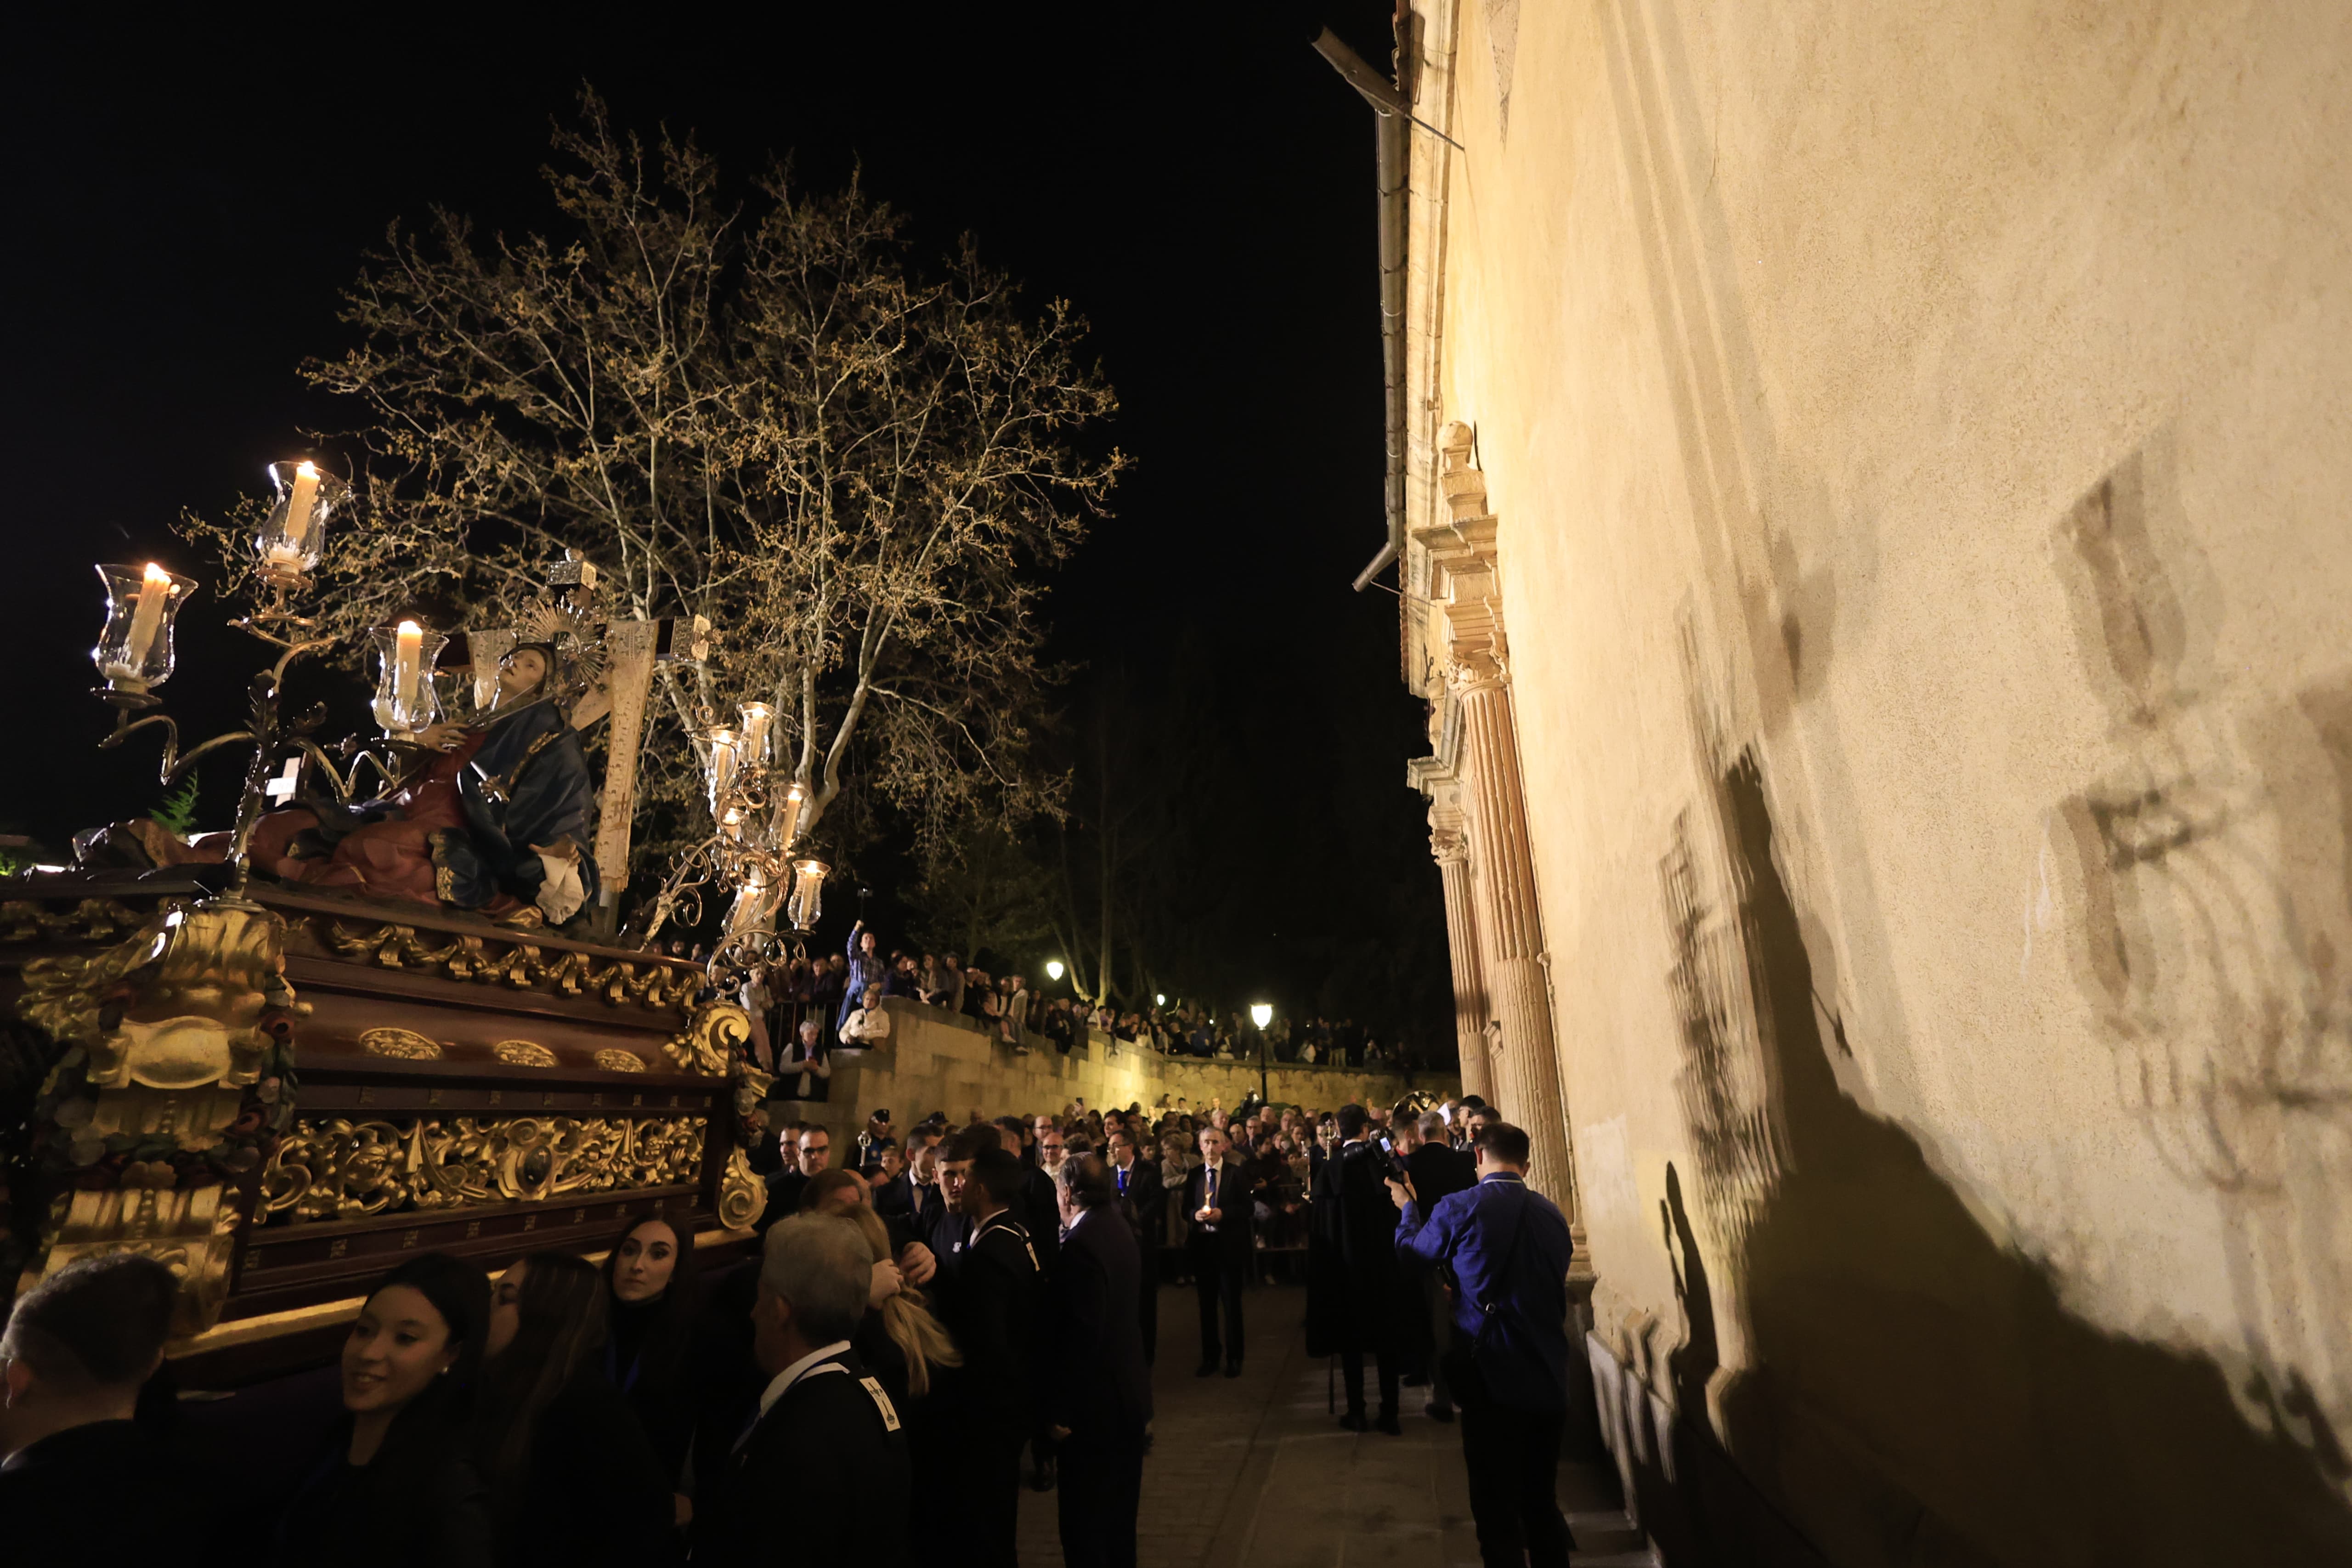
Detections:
[1017, 1280, 1647, 1568]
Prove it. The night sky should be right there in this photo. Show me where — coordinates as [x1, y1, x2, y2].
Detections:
[0, 5, 1452, 1050]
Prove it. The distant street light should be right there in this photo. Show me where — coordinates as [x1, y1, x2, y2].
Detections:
[1250, 1002, 1274, 1103]
[1155, 993, 1166, 1005]
[1046, 959, 1065, 982]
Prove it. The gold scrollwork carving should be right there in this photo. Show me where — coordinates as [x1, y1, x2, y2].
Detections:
[0, 896, 149, 945]
[296, 917, 694, 1014]
[717, 1144, 766, 1232]
[320, 921, 460, 971]
[492, 1040, 559, 1068]
[17, 902, 288, 1091]
[261, 1114, 707, 1223]
[361, 1027, 444, 1060]
[594, 1048, 647, 1073]
[664, 1001, 748, 1076]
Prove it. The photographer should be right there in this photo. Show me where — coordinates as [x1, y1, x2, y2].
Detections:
[1306, 1104, 1408, 1433]
[1389, 1121, 1577, 1568]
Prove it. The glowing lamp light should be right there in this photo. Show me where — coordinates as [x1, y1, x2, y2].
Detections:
[256, 459, 345, 584]
[369, 620, 447, 736]
[1155, 993, 1166, 1006]
[1250, 1003, 1273, 1030]
[771, 779, 808, 852]
[1046, 960, 1065, 982]
[737, 702, 775, 765]
[93, 562, 196, 692]
[787, 856, 829, 932]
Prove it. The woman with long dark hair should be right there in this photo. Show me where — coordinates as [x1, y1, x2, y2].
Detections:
[476, 1251, 672, 1567]
[272, 1253, 493, 1567]
[601, 1217, 700, 1520]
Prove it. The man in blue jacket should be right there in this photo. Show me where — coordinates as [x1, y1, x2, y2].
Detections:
[1391, 1121, 1577, 1568]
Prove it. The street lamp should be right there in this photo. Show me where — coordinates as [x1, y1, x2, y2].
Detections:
[1250, 1002, 1274, 1105]
[1046, 959, 1065, 982]
[1155, 993, 1165, 1006]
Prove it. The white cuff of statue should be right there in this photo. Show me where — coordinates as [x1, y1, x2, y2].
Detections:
[535, 853, 587, 924]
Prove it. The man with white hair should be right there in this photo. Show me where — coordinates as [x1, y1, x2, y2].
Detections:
[695, 1214, 911, 1567]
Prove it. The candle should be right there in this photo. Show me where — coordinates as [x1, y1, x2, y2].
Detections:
[123, 563, 173, 674]
[394, 620, 423, 724]
[282, 461, 320, 550]
[739, 702, 775, 765]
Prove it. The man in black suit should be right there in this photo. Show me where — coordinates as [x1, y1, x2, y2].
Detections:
[931, 1137, 1043, 1568]
[1184, 1124, 1251, 1377]
[0, 1254, 190, 1557]
[1105, 1128, 1165, 1365]
[759, 1122, 830, 1232]
[1046, 1154, 1153, 1568]
[697, 1212, 909, 1567]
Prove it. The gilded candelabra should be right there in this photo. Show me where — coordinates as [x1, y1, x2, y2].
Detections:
[640, 699, 829, 982]
[90, 461, 430, 905]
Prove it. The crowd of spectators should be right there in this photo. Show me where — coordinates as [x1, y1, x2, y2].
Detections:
[0, 1092, 1565, 1568]
[733, 920, 1425, 1100]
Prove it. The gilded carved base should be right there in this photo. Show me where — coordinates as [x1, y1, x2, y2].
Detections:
[8, 900, 302, 1334]
[261, 1114, 707, 1222]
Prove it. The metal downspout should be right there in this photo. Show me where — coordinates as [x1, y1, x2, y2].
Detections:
[1312, 26, 1410, 592]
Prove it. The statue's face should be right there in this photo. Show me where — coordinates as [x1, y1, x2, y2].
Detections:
[497, 646, 549, 704]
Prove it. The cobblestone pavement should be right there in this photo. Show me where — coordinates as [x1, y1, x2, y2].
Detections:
[1016, 1281, 1648, 1568]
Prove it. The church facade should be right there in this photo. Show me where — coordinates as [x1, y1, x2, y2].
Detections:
[1380, 3, 2352, 1560]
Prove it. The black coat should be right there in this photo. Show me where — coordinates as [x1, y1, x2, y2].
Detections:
[1047, 1208, 1153, 1440]
[495, 1367, 674, 1568]
[1111, 1157, 1166, 1277]
[934, 1211, 1045, 1440]
[1183, 1157, 1253, 1262]
[694, 1345, 910, 1568]
[759, 1167, 810, 1232]
[0, 1420, 195, 1558]
[272, 1404, 494, 1568]
[1306, 1139, 1409, 1356]
[1018, 1164, 1062, 1276]
[1408, 1142, 1476, 1212]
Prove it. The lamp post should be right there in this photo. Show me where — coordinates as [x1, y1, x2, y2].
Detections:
[1250, 1002, 1274, 1106]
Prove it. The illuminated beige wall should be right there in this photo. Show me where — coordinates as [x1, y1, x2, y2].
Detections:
[802, 1000, 1452, 1142]
[1404, 0, 2352, 1559]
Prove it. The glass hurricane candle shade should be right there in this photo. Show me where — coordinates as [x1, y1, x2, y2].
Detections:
[92, 562, 198, 692]
[727, 871, 782, 939]
[705, 727, 742, 814]
[255, 460, 346, 584]
[369, 621, 448, 736]
[787, 857, 828, 932]
[771, 780, 808, 854]
[737, 702, 775, 767]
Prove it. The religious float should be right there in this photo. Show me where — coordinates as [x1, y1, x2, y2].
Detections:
[0, 458, 821, 1381]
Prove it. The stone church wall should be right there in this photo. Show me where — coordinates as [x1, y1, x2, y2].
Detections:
[1407, 1, 2352, 1561]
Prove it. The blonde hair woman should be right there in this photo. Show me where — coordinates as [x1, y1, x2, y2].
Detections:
[843, 1203, 960, 1400]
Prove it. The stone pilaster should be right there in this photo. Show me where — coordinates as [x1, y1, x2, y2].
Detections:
[1429, 801, 1493, 1103]
[1413, 432, 1584, 1260]
[1453, 673, 1575, 1210]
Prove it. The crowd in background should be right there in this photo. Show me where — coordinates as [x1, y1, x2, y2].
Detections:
[735, 920, 1422, 1102]
[0, 1089, 1572, 1568]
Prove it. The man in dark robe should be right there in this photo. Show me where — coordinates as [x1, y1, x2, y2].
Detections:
[1307, 1104, 1410, 1433]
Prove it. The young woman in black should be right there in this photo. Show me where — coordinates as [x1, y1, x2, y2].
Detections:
[476, 1251, 673, 1568]
[601, 1217, 700, 1524]
[271, 1253, 494, 1568]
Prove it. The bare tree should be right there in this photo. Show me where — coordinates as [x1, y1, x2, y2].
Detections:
[182, 94, 1117, 886]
